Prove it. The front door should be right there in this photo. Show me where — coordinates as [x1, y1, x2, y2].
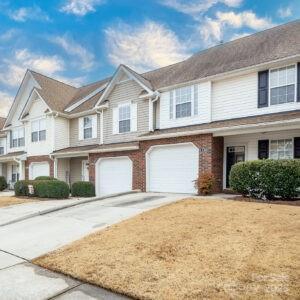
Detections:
[82, 160, 89, 181]
[226, 146, 245, 188]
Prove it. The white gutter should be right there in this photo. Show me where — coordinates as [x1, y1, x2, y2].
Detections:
[138, 118, 300, 141]
[51, 144, 139, 158]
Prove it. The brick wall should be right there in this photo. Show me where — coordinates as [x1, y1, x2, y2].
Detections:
[88, 134, 224, 193]
[25, 156, 54, 179]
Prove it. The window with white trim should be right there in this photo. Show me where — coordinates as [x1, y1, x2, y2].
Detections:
[0, 139, 4, 155]
[11, 128, 25, 148]
[119, 104, 131, 133]
[170, 85, 199, 119]
[270, 65, 296, 105]
[31, 119, 46, 142]
[83, 116, 93, 139]
[270, 139, 293, 159]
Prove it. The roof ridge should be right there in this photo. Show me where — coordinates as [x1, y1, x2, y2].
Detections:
[29, 69, 78, 89]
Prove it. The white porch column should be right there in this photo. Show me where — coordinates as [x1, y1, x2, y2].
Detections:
[53, 158, 58, 178]
[18, 160, 25, 180]
[149, 98, 154, 132]
[100, 111, 104, 145]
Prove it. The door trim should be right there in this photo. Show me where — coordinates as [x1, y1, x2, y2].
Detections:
[81, 160, 89, 181]
[223, 143, 248, 189]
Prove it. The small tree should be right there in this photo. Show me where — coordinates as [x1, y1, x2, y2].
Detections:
[195, 172, 215, 195]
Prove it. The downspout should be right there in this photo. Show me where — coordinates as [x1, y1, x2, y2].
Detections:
[149, 91, 160, 132]
[96, 108, 104, 145]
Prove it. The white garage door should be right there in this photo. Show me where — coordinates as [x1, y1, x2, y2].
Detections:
[147, 143, 199, 194]
[96, 157, 132, 197]
[30, 162, 50, 180]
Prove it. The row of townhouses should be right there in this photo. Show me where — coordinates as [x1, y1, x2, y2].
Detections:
[0, 21, 300, 196]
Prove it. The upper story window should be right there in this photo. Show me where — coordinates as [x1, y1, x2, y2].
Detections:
[270, 139, 293, 159]
[11, 128, 25, 148]
[0, 139, 5, 155]
[83, 116, 93, 139]
[170, 85, 199, 119]
[79, 115, 97, 140]
[31, 119, 46, 142]
[270, 65, 296, 105]
[119, 104, 131, 133]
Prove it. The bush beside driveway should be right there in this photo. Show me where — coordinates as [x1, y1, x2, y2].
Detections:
[35, 198, 300, 300]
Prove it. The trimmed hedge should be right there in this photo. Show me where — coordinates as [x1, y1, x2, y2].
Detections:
[71, 181, 95, 197]
[34, 180, 69, 199]
[34, 176, 58, 181]
[229, 159, 300, 200]
[0, 176, 7, 191]
[14, 180, 36, 196]
[15, 179, 69, 199]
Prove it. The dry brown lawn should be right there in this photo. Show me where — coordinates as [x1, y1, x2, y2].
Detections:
[34, 198, 300, 300]
[0, 196, 36, 208]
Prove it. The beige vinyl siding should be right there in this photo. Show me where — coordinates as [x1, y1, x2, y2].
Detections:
[70, 157, 86, 184]
[69, 114, 100, 147]
[57, 158, 70, 183]
[103, 80, 149, 144]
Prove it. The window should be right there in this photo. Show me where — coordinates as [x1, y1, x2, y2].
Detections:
[11, 128, 24, 148]
[270, 139, 293, 159]
[0, 139, 4, 155]
[83, 116, 93, 139]
[175, 86, 192, 118]
[31, 119, 46, 142]
[270, 65, 296, 105]
[119, 104, 131, 133]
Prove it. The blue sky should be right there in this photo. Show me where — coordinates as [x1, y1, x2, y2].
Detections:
[0, 0, 299, 116]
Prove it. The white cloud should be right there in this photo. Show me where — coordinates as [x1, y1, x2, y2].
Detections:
[0, 29, 18, 41]
[278, 7, 292, 19]
[160, 0, 242, 16]
[8, 6, 50, 22]
[0, 91, 13, 117]
[105, 21, 190, 72]
[0, 49, 64, 87]
[230, 32, 250, 41]
[200, 11, 274, 45]
[60, 0, 105, 16]
[50, 35, 95, 70]
[216, 11, 274, 30]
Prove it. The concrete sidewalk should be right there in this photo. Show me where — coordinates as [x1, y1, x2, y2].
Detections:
[0, 192, 186, 300]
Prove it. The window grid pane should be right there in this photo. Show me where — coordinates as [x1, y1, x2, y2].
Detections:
[175, 86, 192, 118]
[269, 139, 293, 160]
[119, 119, 130, 133]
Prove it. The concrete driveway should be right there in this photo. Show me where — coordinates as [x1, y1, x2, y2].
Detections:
[0, 192, 187, 299]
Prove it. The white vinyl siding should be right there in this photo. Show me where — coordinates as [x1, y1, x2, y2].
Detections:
[212, 68, 300, 121]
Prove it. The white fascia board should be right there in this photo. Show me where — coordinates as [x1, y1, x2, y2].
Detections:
[138, 118, 300, 141]
[4, 71, 40, 129]
[95, 65, 153, 107]
[65, 83, 108, 113]
[157, 54, 300, 92]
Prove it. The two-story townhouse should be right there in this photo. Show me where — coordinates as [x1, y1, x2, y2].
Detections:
[1, 20, 300, 195]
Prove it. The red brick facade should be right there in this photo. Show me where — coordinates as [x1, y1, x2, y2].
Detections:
[25, 156, 54, 179]
[89, 134, 224, 193]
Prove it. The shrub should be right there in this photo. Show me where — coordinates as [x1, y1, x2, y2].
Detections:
[195, 172, 215, 195]
[0, 176, 7, 191]
[71, 181, 95, 197]
[34, 176, 57, 181]
[14, 180, 36, 196]
[230, 159, 300, 200]
[33, 180, 69, 199]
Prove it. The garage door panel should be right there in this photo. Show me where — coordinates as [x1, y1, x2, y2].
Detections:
[97, 157, 132, 197]
[148, 144, 198, 194]
[30, 163, 50, 180]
